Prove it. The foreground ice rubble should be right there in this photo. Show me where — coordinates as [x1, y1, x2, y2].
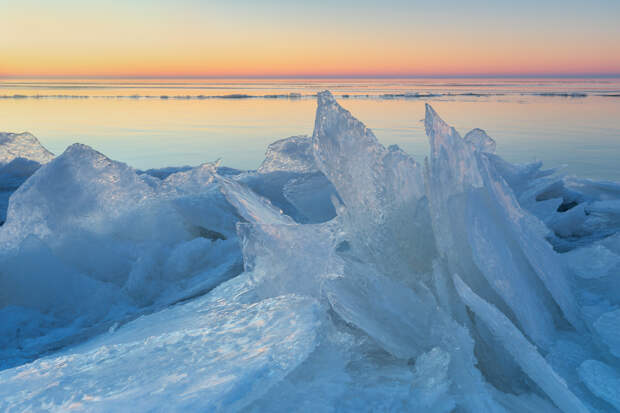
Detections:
[1, 92, 620, 412]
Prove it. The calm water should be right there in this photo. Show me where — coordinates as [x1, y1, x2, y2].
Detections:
[1, 78, 619, 180]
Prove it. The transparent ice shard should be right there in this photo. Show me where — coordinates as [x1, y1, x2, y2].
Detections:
[425, 104, 583, 348]
[257, 135, 318, 174]
[0, 132, 54, 166]
[313, 90, 434, 277]
[453, 274, 590, 413]
[282, 173, 338, 223]
[0, 286, 323, 412]
[464, 128, 496, 153]
[217, 173, 294, 226]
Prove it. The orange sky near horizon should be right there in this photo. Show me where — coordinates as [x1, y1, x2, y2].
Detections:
[2, 0, 619, 78]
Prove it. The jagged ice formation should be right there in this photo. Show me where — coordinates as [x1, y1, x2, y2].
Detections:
[1, 92, 620, 412]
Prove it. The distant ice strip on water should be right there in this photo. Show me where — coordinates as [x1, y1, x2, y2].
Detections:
[2, 91, 620, 412]
[1, 91, 616, 100]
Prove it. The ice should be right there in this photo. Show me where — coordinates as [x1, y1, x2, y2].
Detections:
[0, 132, 54, 166]
[0, 281, 323, 412]
[0, 132, 54, 224]
[1, 143, 160, 242]
[514, 175, 620, 252]
[453, 274, 590, 413]
[313, 91, 434, 277]
[242, 170, 338, 224]
[282, 173, 338, 223]
[2, 91, 620, 411]
[593, 310, 620, 357]
[163, 162, 217, 193]
[564, 244, 620, 279]
[464, 128, 497, 153]
[578, 360, 620, 411]
[0, 158, 43, 223]
[233, 134, 339, 224]
[248, 134, 339, 224]
[492, 390, 562, 413]
[257, 135, 318, 174]
[0, 144, 244, 368]
[217, 173, 295, 225]
[409, 348, 455, 412]
[0, 157, 41, 190]
[425, 103, 583, 348]
[324, 264, 441, 360]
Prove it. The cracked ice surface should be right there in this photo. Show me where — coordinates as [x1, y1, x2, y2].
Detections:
[2, 91, 620, 412]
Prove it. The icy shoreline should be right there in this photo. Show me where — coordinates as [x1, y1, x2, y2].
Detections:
[1, 91, 620, 412]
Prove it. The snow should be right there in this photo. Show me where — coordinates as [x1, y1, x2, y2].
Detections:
[2, 91, 620, 411]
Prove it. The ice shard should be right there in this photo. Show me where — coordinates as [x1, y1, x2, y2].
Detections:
[425, 103, 582, 349]
[0, 132, 54, 166]
[313, 90, 435, 277]
[453, 274, 590, 413]
[257, 135, 318, 174]
[0, 284, 323, 412]
[464, 128, 497, 153]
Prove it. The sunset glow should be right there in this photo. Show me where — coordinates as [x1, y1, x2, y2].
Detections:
[2, 0, 620, 78]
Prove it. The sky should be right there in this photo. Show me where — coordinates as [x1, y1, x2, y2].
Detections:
[1, 0, 620, 78]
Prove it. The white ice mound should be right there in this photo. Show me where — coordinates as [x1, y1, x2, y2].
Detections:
[2, 143, 159, 241]
[0, 132, 54, 166]
[257, 135, 318, 174]
[0, 144, 244, 368]
[2, 91, 620, 412]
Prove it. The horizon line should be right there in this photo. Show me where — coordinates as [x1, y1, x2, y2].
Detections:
[2, 73, 620, 80]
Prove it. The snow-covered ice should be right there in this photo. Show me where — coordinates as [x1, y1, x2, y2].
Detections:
[2, 91, 620, 412]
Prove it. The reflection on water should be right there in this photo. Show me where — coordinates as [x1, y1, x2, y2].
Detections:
[0, 78, 619, 180]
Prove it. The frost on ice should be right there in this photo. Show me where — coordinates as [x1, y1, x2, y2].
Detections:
[2, 92, 620, 412]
